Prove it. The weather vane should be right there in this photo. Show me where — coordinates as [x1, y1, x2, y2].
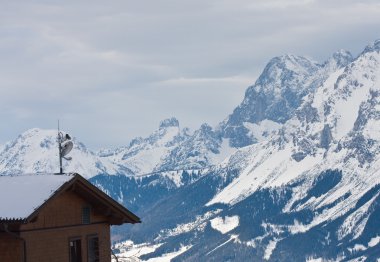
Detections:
[57, 120, 73, 174]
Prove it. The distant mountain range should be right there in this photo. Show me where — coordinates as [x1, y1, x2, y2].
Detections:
[2, 40, 380, 261]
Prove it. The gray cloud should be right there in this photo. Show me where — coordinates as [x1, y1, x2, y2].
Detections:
[0, 0, 379, 149]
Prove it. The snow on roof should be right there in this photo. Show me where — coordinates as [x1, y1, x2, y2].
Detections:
[0, 174, 74, 220]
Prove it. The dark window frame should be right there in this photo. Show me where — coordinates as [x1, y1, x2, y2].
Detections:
[69, 236, 82, 262]
[87, 234, 100, 262]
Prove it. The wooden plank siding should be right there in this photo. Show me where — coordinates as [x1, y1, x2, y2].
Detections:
[0, 174, 140, 262]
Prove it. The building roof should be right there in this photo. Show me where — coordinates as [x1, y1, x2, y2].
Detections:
[0, 173, 140, 225]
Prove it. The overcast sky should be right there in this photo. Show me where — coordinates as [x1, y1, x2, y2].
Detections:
[0, 0, 379, 149]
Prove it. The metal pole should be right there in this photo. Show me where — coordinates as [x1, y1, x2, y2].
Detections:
[59, 139, 63, 174]
[58, 120, 63, 174]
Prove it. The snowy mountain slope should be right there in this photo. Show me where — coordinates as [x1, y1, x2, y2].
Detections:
[158, 123, 236, 171]
[220, 50, 353, 147]
[0, 128, 124, 178]
[208, 39, 380, 224]
[108, 40, 380, 261]
[90, 169, 208, 223]
[101, 118, 236, 175]
[209, 40, 380, 205]
[102, 117, 189, 175]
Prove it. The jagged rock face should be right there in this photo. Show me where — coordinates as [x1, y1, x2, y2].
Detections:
[320, 124, 333, 149]
[159, 117, 179, 129]
[220, 55, 321, 147]
[329, 49, 354, 69]
[342, 89, 380, 165]
[158, 123, 223, 171]
[361, 39, 380, 54]
[220, 52, 353, 147]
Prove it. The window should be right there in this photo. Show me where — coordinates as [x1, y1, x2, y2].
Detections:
[69, 238, 82, 262]
[82, 206, 91, 224]
[87, 235, 100, 262]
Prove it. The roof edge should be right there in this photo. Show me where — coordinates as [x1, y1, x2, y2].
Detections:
[25, 173, 140, 225]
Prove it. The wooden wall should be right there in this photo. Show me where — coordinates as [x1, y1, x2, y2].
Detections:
[16, 190, 111, 262]
[0, 232, 24, 262]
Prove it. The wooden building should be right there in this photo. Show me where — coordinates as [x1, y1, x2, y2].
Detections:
[0, 173, 140, 262]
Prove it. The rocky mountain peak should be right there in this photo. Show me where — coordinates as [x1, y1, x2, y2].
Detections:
[159, 117, 179, 129]
[254, 54, 320, 89]
[361, 39, 380, 55]
[220, 54, 325, 147]
[199, 123, 212, 133]
[326, 49, 353, 69]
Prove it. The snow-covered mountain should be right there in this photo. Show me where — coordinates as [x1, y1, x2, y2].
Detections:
[101, 117, 184, 175]
[0, 128, 125, 178]
[219, 50, 353, 147]
[99, 51, 356, 175]
[100, 117, 235, 175]
[1, 40, 380, 261]
[105, 40, 380, 261]
[208, 42, 380, 205]
[158, 123, 235, 172]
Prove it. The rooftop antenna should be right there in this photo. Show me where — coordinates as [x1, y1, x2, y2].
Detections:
[57, 120, 73, 174]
